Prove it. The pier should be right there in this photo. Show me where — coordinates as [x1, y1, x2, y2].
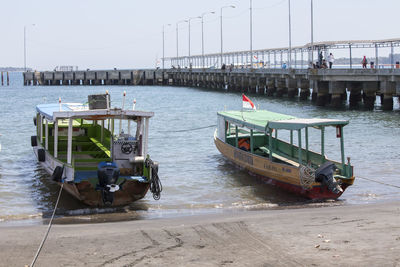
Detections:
[23, 38, 400, 110]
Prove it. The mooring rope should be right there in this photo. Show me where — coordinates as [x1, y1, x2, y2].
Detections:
[159, 124, 216, 133]
[30, 183, 63, 267]
[357, 176, 400, 189]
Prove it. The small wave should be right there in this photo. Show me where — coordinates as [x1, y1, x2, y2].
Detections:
[0, 213, 42, 222]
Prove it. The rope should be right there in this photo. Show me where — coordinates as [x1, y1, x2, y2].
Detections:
[357, 176, 400, 189]
[145, 158, 163, 200]
[299, 164, 315, 189]
[30, 183, 63, 267]
[159, 124, 216, 133]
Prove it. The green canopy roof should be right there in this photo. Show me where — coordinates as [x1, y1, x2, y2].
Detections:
[218, 110, 349, 131]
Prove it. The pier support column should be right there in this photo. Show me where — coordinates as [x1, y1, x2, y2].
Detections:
[286, 78, 298, 98]
[362, 82, 379, 110]
[347, 82, 363, 108]
[299, 79, 310, 100]
[380, 81, 395, 110]
[315, 81, 329, 106]
[249, 77, 257, 93]
[257, 77, 266, 94]
[275, 78, 287, 97]
[266, 78, 276, 96]
[329, 81, 346, 108]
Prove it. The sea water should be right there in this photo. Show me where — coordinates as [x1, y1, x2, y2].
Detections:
[0, 72, 399, 224]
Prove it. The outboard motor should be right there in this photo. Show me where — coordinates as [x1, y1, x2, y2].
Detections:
[315, 162, 343, 194]
[97, 161, 120, 205]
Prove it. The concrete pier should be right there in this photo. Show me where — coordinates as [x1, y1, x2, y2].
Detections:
[23, 68, 400, 110]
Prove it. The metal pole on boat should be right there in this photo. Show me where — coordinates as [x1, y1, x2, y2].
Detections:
[340, 126, 346, 174]
[268, 128, 273, 161]
[298, 129, 302, 165]
[119, 91, 126, 135]
[101, 120, 104, 144]
[106, 90, 110, 110]
[67, 118, 73, 165]
[54, 120, 58, 158]
[305, 127, 309, 162]
[144, 118, 149, 156]
[321, 126, 325, 163]
[45, 119, 48, 150]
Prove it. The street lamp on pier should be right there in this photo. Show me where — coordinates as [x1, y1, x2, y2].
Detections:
[24, 24, 35, 72]
[162, 24, 171, 70]
[176, 19, 188, 66]
[201, 11, 215, 68]
[288, 0, 292, 68]
[220, 5, 235, 68]
[249, 0, 253, 68]
[188, 16, 201, 66]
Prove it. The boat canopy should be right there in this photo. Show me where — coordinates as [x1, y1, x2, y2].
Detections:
[36, 103, 154, 122]
[218, 110, 348, 131]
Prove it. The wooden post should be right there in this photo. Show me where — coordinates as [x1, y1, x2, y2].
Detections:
[6, 72, 9, 86]
[67, 118, 73, 165]
[1, 72, 3, 86]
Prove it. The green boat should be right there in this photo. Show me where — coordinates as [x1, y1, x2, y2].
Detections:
[215, 109, 355, 199]
[31, 94, 162, 206]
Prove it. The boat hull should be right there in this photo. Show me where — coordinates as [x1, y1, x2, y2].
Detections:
[214, 134, 348, 200]
[33, 145, 150, 207]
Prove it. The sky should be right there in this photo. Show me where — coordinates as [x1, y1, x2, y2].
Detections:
[1, 0, 399, 70]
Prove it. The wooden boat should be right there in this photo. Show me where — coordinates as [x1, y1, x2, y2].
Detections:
[214, 110, 355, 200]
[31, 94, 162, 206]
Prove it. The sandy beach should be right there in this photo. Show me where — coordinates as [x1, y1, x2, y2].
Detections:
[0, 202, 399, 267]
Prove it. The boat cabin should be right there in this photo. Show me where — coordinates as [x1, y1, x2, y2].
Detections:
[34, 101, 153, 180]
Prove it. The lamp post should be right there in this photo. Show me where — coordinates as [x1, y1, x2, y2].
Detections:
[249, 0, 253, 68]
[24, 24, 35, 72]
[310, 0, 314, 66]
[188, 16, 201, 64]
[201, 11, 215, 68]
[162, 24, 171, 69]
[176, 19, 188, 66]
[220, 5, 235, 68]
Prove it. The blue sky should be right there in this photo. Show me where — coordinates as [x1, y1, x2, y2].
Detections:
[1, 0, 399, 70]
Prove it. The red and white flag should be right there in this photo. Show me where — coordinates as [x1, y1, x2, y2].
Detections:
[242, 94, 256, 110]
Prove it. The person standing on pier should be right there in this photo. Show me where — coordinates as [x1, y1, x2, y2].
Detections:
[328, 53, 334, 69]
[362, 56, 368, 69]
[318, 51, 323, 66]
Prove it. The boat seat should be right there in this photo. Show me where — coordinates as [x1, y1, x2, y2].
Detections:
[89, 137, 111, 157]
[258, 146, 300, 167]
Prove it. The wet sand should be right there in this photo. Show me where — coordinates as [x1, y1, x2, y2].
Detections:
[1, 202, 399, 267]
